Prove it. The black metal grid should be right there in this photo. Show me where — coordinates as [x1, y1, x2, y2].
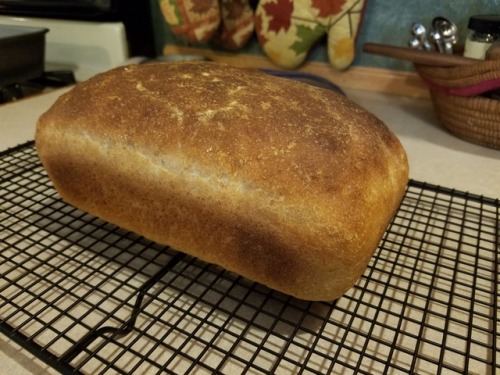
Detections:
[0, 141, 498, 375]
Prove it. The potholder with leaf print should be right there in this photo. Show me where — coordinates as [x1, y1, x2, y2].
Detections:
[212, 0, 255, 50]
[255, 0, 368, 70]
[159, 0, 254, 49]
[159, 0, 221, 43]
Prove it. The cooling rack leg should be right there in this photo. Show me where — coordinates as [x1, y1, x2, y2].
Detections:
[59, 252, 186, 365]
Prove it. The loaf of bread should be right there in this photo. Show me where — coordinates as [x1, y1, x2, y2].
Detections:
[36, 62, 408, 301]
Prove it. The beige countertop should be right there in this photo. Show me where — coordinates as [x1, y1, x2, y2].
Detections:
[0, 85, 498, 374]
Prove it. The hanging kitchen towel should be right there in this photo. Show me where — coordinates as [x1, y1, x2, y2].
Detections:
[158, 0, 221, 43]
[255, 0, 368, 70]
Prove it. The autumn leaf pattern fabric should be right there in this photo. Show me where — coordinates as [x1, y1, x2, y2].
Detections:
[159, 0, 220, 43]
[213, 0, 255, 50]
[159, 0, 254, 49]
[256, 0, 367, 70]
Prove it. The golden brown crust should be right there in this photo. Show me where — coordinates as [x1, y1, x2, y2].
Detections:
[36, 62, 409, 301]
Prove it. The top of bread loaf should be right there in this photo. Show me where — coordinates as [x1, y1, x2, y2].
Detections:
[45, 61, 404, 199]
[37, 62, 408, 300]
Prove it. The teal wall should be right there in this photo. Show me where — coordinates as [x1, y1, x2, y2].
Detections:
[150, 0, 500, 71]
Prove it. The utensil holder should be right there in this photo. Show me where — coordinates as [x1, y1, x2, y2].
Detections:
[414, 60, 500, 150]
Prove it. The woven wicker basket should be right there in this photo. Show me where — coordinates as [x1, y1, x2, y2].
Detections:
[415, 60, 500, 150]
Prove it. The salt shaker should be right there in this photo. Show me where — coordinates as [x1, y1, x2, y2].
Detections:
[463, 15, 500, 60]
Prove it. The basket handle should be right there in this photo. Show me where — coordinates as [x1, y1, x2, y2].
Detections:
[363, 43, 477, 67]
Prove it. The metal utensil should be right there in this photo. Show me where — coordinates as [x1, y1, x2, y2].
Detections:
[411, 23, 432, 51]
[429, 30, 445, 53]
[432, 17, 458, 54]
[408, 36, 422, 49]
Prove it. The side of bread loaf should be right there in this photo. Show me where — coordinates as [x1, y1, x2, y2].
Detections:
[35, 62, 408, 301]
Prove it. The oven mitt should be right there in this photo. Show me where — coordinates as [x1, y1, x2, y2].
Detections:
[159, 0, 254, 49]
[158, 0, 221, 43]
[212, 0, 255, 50]
[255, 0, 368, 70]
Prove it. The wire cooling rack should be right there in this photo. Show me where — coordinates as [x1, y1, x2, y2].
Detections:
[0, 141, 498, 375]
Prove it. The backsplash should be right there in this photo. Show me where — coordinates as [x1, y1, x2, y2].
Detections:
[149, 0, 500, 72]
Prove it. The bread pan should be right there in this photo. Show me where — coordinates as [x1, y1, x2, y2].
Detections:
[0, 25, 48, 87]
